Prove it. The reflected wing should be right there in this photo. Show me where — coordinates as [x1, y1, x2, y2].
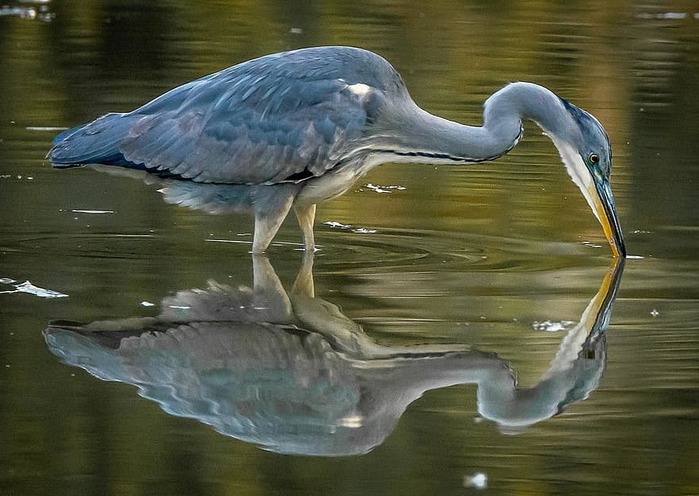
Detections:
[50, 49, 391, 184]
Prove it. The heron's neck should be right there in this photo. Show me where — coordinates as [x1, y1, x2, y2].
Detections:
[379, 82, 570, 164]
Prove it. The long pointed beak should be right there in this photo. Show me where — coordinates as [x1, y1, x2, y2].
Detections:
[588, 179, 626, 258]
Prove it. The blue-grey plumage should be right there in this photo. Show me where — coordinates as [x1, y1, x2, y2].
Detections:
[49, 46, 625, 256]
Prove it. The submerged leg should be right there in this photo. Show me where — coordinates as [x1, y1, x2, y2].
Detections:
[294, 203, 317, 252]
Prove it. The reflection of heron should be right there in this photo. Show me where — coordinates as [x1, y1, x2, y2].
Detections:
[44, 255, 624, 456]
[49, 46, 625, 256]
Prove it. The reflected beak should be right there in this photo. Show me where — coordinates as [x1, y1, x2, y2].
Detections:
[587, 178, 626, 258]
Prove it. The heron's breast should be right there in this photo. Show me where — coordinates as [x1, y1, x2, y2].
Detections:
[295, 168, 358, 205]
[295, 154, 384, 206]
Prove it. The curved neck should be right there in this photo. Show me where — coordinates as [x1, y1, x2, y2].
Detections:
[376, 82, 571, 164]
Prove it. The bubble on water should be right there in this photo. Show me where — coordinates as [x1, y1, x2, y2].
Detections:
[71, 209, 115, 214]
[636, 12, 688, 20]
[26, 126, 69, 132]
[650, 309, 659, 317]
[0, 3, 54, 22]
[532, 320, 576, 332]
[362, 183, 407, 194]
[463, 472, 487, 489]
[0, 279, 68, 298]
[324, 221, 352, 230]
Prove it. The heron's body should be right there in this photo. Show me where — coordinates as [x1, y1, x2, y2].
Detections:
[50, 46, 625, 256]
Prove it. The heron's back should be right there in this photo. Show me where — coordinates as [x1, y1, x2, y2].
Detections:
[49, 46, 406, 185]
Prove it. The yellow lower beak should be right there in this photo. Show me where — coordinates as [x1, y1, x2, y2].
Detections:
[587, 180, 626, 258]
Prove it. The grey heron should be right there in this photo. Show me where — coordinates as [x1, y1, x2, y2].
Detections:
[49, 46, 626, 256]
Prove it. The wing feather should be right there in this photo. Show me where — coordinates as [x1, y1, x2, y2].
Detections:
[118, 73, 375, 183]
[51, 47, 402, 183]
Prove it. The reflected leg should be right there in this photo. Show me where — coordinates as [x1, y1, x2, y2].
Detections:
[291, 250, 315, 298]
[251, 254, 293, 321]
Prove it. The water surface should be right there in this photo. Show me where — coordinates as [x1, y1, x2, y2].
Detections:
[1, 2, 698, 495]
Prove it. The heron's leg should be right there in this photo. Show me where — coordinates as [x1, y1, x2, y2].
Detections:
[294, 203, 317, 251]
[252, 195, 294, 254]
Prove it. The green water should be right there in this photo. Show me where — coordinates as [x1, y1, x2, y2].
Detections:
[1, 2, 698, 495]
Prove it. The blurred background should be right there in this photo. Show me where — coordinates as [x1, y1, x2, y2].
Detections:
[0, 1, 697, 495]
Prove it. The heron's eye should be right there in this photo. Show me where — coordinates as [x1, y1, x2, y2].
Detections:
[589, 153, 600, 165]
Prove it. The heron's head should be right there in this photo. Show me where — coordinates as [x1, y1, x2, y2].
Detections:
[549, 100, 626, 258]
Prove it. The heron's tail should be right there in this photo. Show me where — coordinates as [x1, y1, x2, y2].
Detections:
[48, 112, 140, 168]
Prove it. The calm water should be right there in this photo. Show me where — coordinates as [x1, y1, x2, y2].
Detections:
[1, 2, 698, 495]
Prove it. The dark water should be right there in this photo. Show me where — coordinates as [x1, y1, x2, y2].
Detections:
[1, 2, 698, 495]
